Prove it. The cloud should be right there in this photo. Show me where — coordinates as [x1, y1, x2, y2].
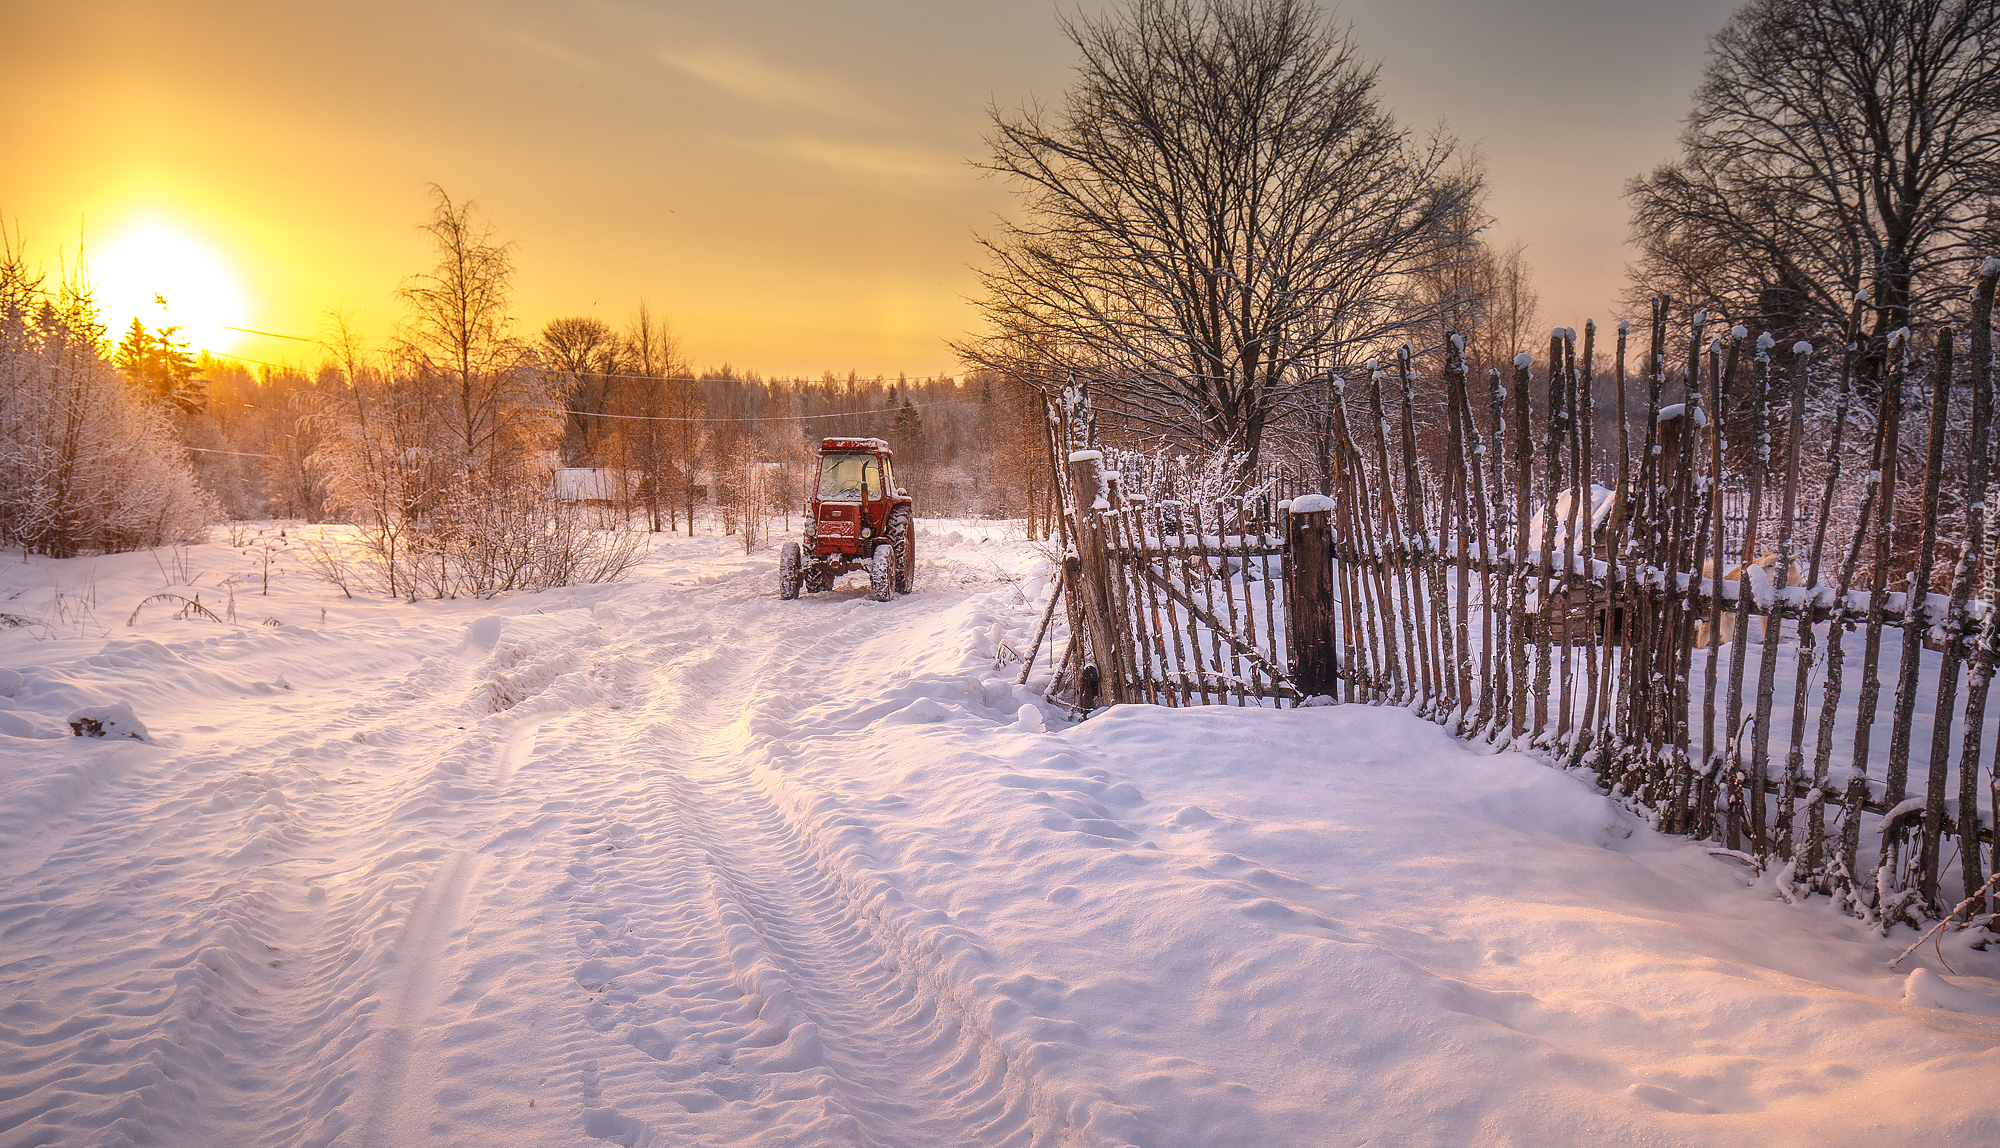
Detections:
[738, 136, 965, 186]
[659, 43, 890, 126]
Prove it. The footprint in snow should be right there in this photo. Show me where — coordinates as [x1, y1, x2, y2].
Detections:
[1627, 1082, 1719, 1114]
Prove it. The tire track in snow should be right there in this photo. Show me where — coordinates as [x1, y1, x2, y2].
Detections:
[538, 575, 1136, 1147]
[1, 538, 1116, 1147]
[354, 850, 482, 1145]
[0, 616, 539, 1146]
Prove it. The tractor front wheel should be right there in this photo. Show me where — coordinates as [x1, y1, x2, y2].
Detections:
[778, 541, 803, 599]
[868, 543, 895, 602]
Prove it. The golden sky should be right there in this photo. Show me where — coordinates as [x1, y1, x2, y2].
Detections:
[2, 0, 1737, 379]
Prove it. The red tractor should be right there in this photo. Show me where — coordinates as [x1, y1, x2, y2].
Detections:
[779, 437, 916, 602]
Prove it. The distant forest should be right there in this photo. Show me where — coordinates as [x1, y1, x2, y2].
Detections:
[185, 352, 1054, 534]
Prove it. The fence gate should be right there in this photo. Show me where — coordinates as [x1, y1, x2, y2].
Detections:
[1056, 450, 1328, 709]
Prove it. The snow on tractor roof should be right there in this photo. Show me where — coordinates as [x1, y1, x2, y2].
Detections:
[820, 436, 890, 454]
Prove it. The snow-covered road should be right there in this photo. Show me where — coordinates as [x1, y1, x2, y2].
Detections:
[3, 523, 1998, 1147]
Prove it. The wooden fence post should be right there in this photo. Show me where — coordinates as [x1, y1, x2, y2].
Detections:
[1288, 499, 1338, 698]
[1067, 449, 1127, 708]
[1958, 260, 2000, 918]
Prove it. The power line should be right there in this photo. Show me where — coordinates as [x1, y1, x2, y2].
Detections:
[526, 398, 974, 424]
[182, 445, 280, 459]
[219, 324, 315, 342]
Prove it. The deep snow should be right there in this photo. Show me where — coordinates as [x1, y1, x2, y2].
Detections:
[1, 520, 1997, 1147]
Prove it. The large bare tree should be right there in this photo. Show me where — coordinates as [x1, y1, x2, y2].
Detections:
[1627, 0, 2000, 380]
[957, 0, 1472, 474]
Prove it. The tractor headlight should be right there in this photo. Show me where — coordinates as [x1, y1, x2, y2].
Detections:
[861, 525, 873, 538]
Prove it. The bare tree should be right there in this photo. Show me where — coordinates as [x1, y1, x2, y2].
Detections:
[614, 302, 688, 532]
[393, 185, 555, 468]
[541, 316, 622, 465]
[1413, 176, 1542, 380]
[1627, 0, 2000, 381]
[958, 0, 1473, 474]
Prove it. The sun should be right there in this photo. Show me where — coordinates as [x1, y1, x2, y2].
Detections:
[91, 221, 249, 355]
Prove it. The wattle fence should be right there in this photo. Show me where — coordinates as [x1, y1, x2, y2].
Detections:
[1029, 268, 2000, 930]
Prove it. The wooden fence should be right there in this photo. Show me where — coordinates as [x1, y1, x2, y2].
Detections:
[1041, 268, 2000, 928]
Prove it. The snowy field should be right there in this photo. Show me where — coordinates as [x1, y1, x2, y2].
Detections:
[2, 519, 1998, 1147]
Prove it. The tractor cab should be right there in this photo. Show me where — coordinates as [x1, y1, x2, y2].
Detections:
[779, 437, 916, 601]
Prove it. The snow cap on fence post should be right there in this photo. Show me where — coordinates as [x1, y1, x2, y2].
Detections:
[1287, 493, 1337, 514]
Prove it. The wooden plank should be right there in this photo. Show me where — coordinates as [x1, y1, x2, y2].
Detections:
[1843, 330, 1908, 883]
[1728, 338, 1776, 860]
[1703, 335, 1739, 784]
[1797, 299, 1862, 886]
[1485, 365, 1514, 737]
[1759, 339, 1811, 858]
[1627, 298, 1664, 799]
[1446, 333, 1475, 730]
[1912, 327, 1956, 907]
[1370, 367, 1418, 703]
[1220, 500, 1248, 704]
[1106, 508, 1155, 704]
[1400, 346, 1448, 716]
[1174, 516, 1213, 706]
[1261, 495, 1285, 706]
[1135, 563, 1298, 693]
[1955, 261, 1999, 916]
[1152, 506, 1194, 707]
[1146, 511, 1181, 705]
[1397, 346, 1439, 714]
[1557, 329, 1580, 747]
[1469, 367, 1499, 734]
[1511, 351, 1535, 742]
[1235, 499, 1273, 703]
[1536, 330, 1563, 743]
[1662, 313, 1709, 833]
[1813, 320, 1879, 885]
[1575, 321, 1601, 755]
[1192, 502, 1232, 705]
[1601, 326, 1631, 761]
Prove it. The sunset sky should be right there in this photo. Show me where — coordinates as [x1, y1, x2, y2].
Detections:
[4, 0, 1737, 379]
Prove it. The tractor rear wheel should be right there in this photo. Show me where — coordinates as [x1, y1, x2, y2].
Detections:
[868, 543, 895, 602]
[778, 541, 803, 599]
[803, 564, 832, 593]
[887, 507, 915, 594]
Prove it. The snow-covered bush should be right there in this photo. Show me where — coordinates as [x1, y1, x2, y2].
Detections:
[0, 241, 213, 557]
[1098, 444, 1271, 522]
[300, 189, 643, 599]
[303, 371, 644, 599]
